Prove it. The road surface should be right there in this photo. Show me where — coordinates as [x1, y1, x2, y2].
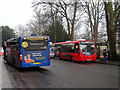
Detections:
[3, 58, 119, 88]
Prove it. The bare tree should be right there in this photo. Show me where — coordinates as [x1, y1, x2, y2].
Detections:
[14, 25, 31, 37]
[104, 1, 120, 61]
[81, 27, 91, 40]
[32, 0, 82, 41]
[82, 0, 104, 43]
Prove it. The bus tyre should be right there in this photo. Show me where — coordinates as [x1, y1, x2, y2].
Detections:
[4, 56, 8, 64]
[4, 60, 7, 64]
[71, 56, 74, 62]
[58, 56, 61, 60]
[13, 57, 16, 68]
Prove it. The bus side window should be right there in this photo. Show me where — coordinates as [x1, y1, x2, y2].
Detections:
[15, 45, 20, 55]
[13, 46, 16, 55]
[10, 47, 14, 55]
[70, 45, 74, 53]
[74, 43, 79, 53]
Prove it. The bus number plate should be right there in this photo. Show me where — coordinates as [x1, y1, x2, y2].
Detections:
[87, 59, 91, 61]
[33, 62, 40, 64]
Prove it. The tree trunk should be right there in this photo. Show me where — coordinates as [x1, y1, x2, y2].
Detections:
[104, 2, 117, 61]
[109, 15, 117, 61]
[108, 30, 117, 61]
[71, 2, 77, 41]
[66, 18, 71, 40]
[90, 26, 94, 41]
[54, 21, 56, 43]
[94, 26, 98, 43]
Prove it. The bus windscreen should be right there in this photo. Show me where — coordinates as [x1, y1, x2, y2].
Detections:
[80, 41, 95, 56]
[22, 37, 48, 51]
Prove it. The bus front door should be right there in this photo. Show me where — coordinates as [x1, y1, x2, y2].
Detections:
[73, 43, 80, 61]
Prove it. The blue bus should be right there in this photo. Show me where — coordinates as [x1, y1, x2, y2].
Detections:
[4, 36, 50, 68]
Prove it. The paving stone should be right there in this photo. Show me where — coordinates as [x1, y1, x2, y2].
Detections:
[0, 56, 13, 89]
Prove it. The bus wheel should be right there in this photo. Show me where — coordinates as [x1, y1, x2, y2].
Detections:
[13, 57, 16, 68]
[4, 56, 8, 64]
[58, 56, 61, 60]
[4, 60, 7, 64]
[71, 56, 74, 62]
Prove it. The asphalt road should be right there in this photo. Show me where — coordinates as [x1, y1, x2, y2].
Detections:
[4, 58, 119, 88]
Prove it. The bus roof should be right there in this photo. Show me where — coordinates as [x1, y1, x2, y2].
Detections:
[55, 40, 94, 45]
[5, 36, 50, 43]
[5, 37, 19, 43]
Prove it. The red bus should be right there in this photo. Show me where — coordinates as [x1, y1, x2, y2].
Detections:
[55, 40, 97, 61]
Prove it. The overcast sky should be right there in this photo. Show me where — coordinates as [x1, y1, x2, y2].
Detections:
[0, 0, 33, 29]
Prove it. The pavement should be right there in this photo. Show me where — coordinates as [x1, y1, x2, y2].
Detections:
[96, 59, 120, 66]
[0, 56, 13, 89]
